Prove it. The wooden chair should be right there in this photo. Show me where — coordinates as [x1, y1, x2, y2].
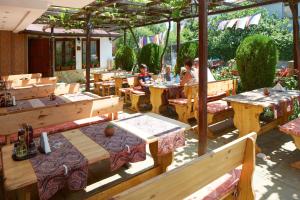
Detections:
[119, 77, 138, 104]
[113, 132, 256, 200]
[168, 84, 198, 123]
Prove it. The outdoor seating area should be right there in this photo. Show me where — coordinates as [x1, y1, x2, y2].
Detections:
[0, 0, 300, 200]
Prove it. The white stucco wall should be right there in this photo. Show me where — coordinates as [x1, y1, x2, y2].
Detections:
[75, 38, 82, 70]
[100, 37, 113, 69]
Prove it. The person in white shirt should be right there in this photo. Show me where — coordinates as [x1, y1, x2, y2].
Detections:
[193, 58, 216, 82]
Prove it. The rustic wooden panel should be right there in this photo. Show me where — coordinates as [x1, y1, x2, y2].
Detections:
[12, 33, 27, 74]
[0, 31, 12, 75]
[0, 31, 27, 76]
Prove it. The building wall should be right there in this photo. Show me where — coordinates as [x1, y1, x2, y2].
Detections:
[0, 31, 27, 75]
[75, 38, 82, 70]
[100, 37, 113, 69]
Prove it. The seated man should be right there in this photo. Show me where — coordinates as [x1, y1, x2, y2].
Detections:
[193, 58, 216, 82]
[164, 65, 173, 82]
[180, 59, 196, 86]
[137, 64, 152, 93]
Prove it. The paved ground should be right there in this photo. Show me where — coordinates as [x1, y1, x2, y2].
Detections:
[83, 110, 300, 200]
[1, 109, 299, 199]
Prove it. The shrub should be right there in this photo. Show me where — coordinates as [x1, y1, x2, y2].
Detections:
[236, 34, 278, 91]
[139, 43, 162, 74]
[115, 46, 136, 71]
[175, 41, 198, 74]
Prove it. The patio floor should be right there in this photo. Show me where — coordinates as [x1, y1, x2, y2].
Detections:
[83, 110, 300, 200]
[1, 110, 299, 200]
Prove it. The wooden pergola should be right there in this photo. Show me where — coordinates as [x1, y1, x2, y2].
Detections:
[35, 0, 300, 155]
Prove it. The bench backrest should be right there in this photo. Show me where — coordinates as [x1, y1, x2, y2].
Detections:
[7, 77, 57, 88]
[113, 132, 256, 200]
[8, 83, 80, 100]
[184, 84, 198, 114]
[1, 73, 42, 81]
[207, 79, 237, 96]
[0, 96, 123, 137]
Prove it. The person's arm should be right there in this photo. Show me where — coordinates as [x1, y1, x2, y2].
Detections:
[138, 77, 146, 87]
[180, 72, 192, 86]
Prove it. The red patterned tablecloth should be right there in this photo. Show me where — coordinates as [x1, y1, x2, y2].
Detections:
[80, 122, 146, 171]
[112, 114, 186, 156]
[30, 134, 88, 200]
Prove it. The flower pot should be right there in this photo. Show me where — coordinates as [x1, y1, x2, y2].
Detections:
[104, 125, 115, 137]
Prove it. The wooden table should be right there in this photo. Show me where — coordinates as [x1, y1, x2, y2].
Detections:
[111, 112, 190, 172]
[0, 92, 98, 115]
[224, 89, 300, 137]
[149, 83, 181, 114]
[2, 129, 110, 199]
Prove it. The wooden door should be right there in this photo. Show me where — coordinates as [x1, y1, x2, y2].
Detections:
[28, 38, 51, 77]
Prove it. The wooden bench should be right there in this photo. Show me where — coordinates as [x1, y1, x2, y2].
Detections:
[0, 95, 123, 144]
[119, 77, 139, 104]
[6, 83, 80, 100]
[280, 117, 300, 169]
[112, 132, 256, 200]
[1, 73, 42, 81]
[169, 79, 237, 123]
[6, 77, 57, 88]
[130, 88, 148, 112]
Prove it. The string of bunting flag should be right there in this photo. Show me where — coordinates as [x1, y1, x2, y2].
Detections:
[218, 13, 261, 30]
[139, 32, 166, 48]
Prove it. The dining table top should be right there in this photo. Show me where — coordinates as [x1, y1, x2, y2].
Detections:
[223, 88, 300, 107]
[111, 112, 190, 144]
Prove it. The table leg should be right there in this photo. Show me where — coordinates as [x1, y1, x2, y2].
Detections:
[149, 141, 174, 172]
[231, 102, 264, 153]
[150, 87, 164, 114]
[231, 102, 263, 137]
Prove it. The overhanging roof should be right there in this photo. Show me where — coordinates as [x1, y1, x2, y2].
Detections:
[24, 24, 119, 37]
[34, 0, 299, 32]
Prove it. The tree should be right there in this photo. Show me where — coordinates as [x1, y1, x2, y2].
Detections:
[236, 34, 278, 91]
[208, 8, 293, 61]
[139, 44, 162, 74]
[115, 46, 136, 71]
[181, 7, 293, 62]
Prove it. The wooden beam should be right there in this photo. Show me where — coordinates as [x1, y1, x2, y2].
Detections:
[86, 13, 91, 92]
[289, 0, 300, 88]
[50, 26, 55, 76]
[176, 21, 181, 68]
[198, 0, 208, 156]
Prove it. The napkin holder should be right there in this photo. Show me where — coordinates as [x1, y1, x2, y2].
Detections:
[273, 83, 285, 91]
[40, 132, 51, 154]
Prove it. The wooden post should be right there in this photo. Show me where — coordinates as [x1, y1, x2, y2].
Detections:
[289, 1, 300, 88]
[85, 13, 92, 92]
[198, 0, 208, 156]
[176, 20, 181, 67]
[50, 26, 55, 77]
[124, 29, 127, 46]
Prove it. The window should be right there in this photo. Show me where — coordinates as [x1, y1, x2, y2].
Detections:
[55, 39, 76, 71]
[82, 39, 100, 68]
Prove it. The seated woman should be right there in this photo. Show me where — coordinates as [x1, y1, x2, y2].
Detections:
[137, 64, 152, 93]
[180, 59, 196, 86]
